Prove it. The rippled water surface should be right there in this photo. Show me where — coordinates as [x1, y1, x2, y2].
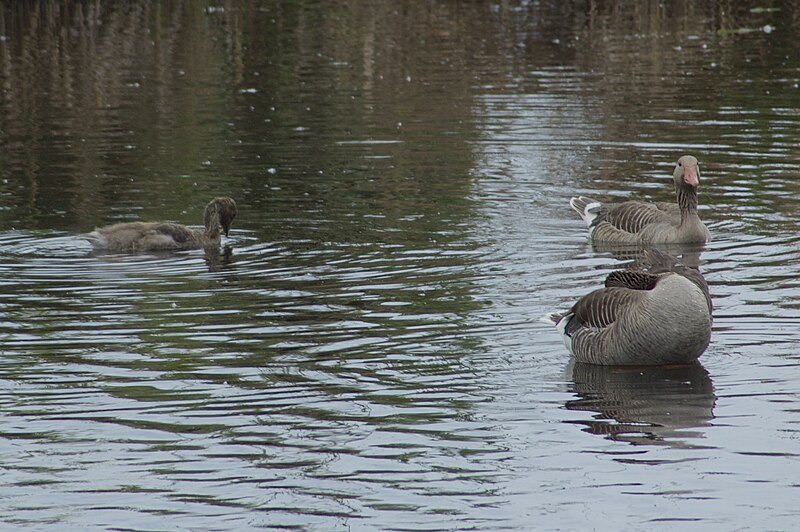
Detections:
[1, 1, 800, 530]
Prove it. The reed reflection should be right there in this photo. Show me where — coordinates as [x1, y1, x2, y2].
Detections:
[565, 362, 715, 448]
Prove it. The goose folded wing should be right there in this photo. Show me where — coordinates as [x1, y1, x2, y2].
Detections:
[566, 287, 645, 335]
[604, 270, 660, 290]
[151, 223, 194, 244]
[606, 201, 676, 233]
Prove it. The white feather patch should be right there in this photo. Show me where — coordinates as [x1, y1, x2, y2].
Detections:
[554, 312, 575, 355]
[582, 202, 602, 226]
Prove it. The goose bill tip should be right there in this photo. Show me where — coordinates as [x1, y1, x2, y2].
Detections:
[683, 165, 699, 187]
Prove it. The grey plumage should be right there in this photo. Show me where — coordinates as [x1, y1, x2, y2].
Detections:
[83, 197, 238, 252]
[552, 250, 712, 365]
[570, 155, 710, 245]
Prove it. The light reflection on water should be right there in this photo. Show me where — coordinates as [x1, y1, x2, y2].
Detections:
[1, 1, 800, 530]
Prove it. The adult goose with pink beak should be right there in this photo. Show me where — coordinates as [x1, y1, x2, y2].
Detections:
[570, 155, 709, 245]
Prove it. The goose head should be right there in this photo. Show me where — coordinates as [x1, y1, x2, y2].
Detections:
[204, 197, 238, 237]
[673, 155, 699, 190]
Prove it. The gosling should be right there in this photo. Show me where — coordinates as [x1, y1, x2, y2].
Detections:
[83, 197, 237, 252]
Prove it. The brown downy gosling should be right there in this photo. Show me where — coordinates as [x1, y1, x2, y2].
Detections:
[83, 197, 238, 252]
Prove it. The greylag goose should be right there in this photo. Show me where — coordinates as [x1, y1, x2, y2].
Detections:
[83, 197, 237, 252]
[550, 250, 712, 365]
[570, 155, 709, 245]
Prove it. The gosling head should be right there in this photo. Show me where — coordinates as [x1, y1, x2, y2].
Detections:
[204, 197, 238, 237]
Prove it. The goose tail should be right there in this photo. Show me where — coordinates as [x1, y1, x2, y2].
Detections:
[569, 196, 605, 232]
[81, 231, 107, 249]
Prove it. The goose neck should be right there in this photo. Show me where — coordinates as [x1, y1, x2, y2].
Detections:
[204, 211, 222, 239]
[677, 185, 699, 222]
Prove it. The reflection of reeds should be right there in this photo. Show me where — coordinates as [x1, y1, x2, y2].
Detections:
[1, 2, 243, 130]
[0, 1, 790, 230]
[0, 1, 242, 226]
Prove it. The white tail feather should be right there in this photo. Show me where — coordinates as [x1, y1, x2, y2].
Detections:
[553, 311, 575, 355]
[540, 312, 564, 325]
[569, 196, 603, 235]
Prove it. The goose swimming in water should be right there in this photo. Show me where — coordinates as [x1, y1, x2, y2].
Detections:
[550, 250, 712, 366]
[570, 155, 710, 245]
[83, 197, 237, 252]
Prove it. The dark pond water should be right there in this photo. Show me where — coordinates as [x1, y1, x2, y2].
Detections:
[1, 1, 799, 530]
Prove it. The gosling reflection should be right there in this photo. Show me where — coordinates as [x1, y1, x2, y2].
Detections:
[565, 362, 715, 447]
[204, 245, 235, 272]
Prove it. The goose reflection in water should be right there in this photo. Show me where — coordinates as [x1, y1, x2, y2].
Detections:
[203, 245, 235, 272]
[564, 362, 715, 448]
[586, 240, 707, 269]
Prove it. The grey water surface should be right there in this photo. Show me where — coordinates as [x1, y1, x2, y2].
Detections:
[1, 1, 799, 530]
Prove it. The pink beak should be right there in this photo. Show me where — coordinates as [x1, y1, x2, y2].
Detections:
[683, 165, 699, 187]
